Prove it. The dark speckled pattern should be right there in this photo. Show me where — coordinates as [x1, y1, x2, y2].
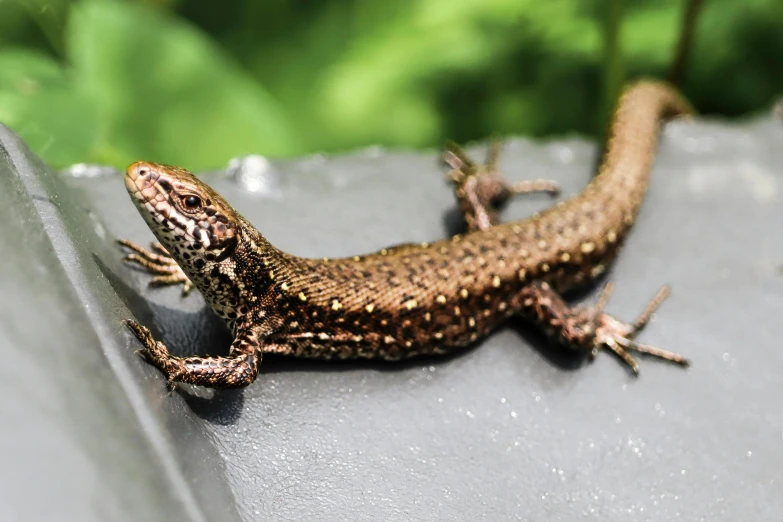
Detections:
[121, 82, 691, 388]
[4, 105, 781, 521]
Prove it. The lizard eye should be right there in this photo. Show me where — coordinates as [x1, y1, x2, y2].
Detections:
[182, 195, 201, 209]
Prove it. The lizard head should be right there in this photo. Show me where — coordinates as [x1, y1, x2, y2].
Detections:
[124, 161, 240, 265]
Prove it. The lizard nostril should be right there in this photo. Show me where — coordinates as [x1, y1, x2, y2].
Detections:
[128, 161, 154, 180]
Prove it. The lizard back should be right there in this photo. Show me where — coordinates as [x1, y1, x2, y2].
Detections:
[122, 80, 692, 367]
[224, 82, 693, 359]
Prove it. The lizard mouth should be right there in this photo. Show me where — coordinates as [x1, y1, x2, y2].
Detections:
[123, 161, 181, 235]
[124, 161, 215, 249]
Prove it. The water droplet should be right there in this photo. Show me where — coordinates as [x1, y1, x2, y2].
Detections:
[227, 155, 281, 196]
[553, 145, 575, 163]
[62, 163, 118, 178]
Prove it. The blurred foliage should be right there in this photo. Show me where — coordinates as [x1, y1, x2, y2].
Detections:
[0, 0, 781, 170]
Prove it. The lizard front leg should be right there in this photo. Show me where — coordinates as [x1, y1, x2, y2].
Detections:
[444, 141, 560, 232]
[118, 239, 194, 295]
[515, 281, 689, 373]
[124, 321, 263, 389]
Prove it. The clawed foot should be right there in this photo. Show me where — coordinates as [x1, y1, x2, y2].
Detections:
[442, 140, 560, 232]
[123, 320, 183, 391]
[118, 239, 194, 296]
[587, 283, 690, 374]
[443, 140, 561, 199]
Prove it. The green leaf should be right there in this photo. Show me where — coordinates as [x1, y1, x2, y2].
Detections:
[67, 0, 300, 170]
[0, 48, 97, 166]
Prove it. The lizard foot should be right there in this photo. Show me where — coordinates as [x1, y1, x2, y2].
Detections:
[442, 140, 559, 231]
[589, 283, 690, 374]
[124, 320, 262, 389]
[118, 239, 194, 295]
[124, 320, 184, 391]
[443, 140, 560, 198]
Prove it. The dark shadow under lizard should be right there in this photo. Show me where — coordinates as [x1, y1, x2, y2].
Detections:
[96, 195, 607, 426]
[95, 253, 246, 424]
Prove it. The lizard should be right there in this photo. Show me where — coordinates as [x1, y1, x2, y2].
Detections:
[119, 80, 691, 390]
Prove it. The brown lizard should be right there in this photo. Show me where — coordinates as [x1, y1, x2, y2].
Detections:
[119, 80, 691, 390]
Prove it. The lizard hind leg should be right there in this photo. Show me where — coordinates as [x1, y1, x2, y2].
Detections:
[443, 140, 560, 232]
[516, 281, 689, 375]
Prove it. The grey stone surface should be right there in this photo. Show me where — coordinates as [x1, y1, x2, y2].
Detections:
[0, 126, 241, 522]
[1, 114, 782, 521]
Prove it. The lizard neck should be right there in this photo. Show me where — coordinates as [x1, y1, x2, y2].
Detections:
[186, 216, 291, 331]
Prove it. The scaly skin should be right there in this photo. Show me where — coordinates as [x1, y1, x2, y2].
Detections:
[121, 81, 691, 389]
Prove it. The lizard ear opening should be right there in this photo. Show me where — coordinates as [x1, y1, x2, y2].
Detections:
[201, 210, 239, 261]
[211, 233, 238, 262]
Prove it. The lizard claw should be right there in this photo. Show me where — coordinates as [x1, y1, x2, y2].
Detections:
[118, 239, 194, 296]
[166, 377, 180, 394]
[150, 274, 194, 296]
[124, 319, 181, 380]
[593, 286, 689, 374]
